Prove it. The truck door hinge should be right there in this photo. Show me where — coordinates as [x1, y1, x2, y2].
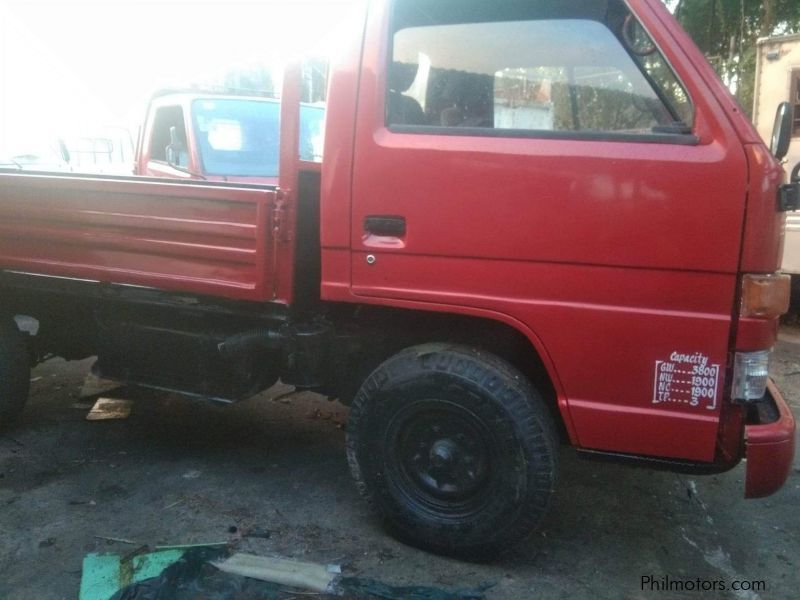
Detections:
[269, 189, 292, 299]
[271, 189, 292, 242]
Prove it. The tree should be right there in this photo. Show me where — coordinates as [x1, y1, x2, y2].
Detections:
[666, 0, 800, 116]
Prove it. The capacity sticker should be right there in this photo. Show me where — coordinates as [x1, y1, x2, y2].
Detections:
[653, 352, 720, 411]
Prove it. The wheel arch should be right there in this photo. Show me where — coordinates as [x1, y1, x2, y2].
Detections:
[331, 301, 575, 443]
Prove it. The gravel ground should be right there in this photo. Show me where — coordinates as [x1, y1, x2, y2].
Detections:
[1, 331, 798, 600]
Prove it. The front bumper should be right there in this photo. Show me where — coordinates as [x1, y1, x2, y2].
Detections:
[744, 379, 796, 498]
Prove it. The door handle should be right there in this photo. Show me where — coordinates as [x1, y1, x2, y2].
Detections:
[364, 215, 406, 237]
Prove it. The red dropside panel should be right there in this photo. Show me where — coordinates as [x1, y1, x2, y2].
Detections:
[0, 173, 276, 302]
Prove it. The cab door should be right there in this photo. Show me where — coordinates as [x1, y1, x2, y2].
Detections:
[141, 101, 198, 180]
[349, 0, 748, 462]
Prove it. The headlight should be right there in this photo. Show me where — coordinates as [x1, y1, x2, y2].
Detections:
[732, 350, 771, 402]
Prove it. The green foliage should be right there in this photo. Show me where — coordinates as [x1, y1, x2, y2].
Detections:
[666, 0, 800, 115]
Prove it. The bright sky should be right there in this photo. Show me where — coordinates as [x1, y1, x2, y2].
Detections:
[0, 0, 358, 154]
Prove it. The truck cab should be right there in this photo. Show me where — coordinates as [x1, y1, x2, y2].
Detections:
[134, 92, 325, 184]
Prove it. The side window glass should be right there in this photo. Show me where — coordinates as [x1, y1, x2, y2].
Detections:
[300, 105, 326, 162]
[388, 0, 694, 138]
[149, 106, 188, 166]
[300, 58, 328, 162]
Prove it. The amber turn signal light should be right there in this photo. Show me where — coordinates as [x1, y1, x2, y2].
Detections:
[740, 273, 791, 319]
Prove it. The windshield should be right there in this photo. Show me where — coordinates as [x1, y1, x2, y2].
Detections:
[192, 99, 280, 177]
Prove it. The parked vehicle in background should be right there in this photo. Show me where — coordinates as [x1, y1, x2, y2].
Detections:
[0, 137, 71, 172]
[754, 33, 800, 273]
[0, 0, 796, 559]
[0, 129, 134, 175]
[60, 126, 135, 175]
[133, 91, 324, 184]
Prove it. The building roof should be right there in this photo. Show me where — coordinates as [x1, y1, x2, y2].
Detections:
[757, 32, 800, 46]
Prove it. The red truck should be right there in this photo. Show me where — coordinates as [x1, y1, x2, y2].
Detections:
[134, 91, 325, 184]
[0, 0, 796, 558]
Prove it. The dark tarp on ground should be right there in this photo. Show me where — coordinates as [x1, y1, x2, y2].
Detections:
[108, 547, 490, 600]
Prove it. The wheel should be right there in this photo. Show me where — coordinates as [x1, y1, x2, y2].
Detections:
[0, 316, 31, 429]
[346, 343, 558, 558]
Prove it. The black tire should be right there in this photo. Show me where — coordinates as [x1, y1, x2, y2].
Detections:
[346, 343, 558, 559]
[0, 317, 31, 429]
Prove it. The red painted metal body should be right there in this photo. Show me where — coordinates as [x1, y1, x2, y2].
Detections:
[0, 173, 276, 301]
[323, 0, 741, 462]
[318, 0, 795, 476]
[745, 381, 796, 498]
[0, 0, 793, 495]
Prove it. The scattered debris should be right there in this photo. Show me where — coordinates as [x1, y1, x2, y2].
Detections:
[214, 553, 338, 592]
[181, 470, 202, 480]
[306, 409, 346, 427]
[272, 389, 300, 404]
[154, 542, 228, 550]
[162, 499, 184, 510]
[80, 374, 123, 398]
[29, 376, 42, 383]
[307, 408, 333, 421]
[38, 537, 56, 548]
[94, 536, 139, 545]
[119, 545, 150, 564]
[69, 499, 97, 506]
[85, 398, 133, 421]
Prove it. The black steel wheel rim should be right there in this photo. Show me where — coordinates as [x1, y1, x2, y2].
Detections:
[384, 399, 496, 518]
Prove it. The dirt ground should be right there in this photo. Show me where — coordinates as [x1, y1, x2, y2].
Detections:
[1, 331, 798, 600]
